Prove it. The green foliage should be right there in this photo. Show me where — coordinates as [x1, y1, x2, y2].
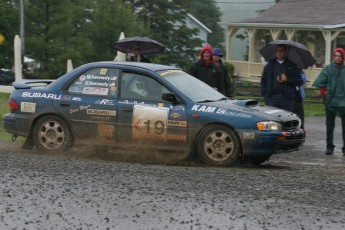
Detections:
[0, 1, 18, 69]
[123, 0, 203, 69]
[187, 0, 225, 50]
[86, 0, 150, 62]
[23, 0, 149, 78]
[224, 62, 235, 76]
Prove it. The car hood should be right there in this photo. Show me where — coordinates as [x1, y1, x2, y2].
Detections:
[204, 99, 299, 122]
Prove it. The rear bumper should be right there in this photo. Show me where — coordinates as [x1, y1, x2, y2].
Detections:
[2, 113, 32, 137]
[240, 129, 305, 156]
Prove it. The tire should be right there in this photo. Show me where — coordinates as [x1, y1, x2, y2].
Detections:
[196, 124, 241, 166]
[33, 115, 72, 152]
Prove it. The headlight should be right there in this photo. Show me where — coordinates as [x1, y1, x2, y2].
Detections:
[257, 121, 282, 130]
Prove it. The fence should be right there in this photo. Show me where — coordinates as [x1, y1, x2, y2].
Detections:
[230, 61, 323, 88]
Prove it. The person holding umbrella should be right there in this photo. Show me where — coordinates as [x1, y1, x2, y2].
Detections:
[260, 44, 303, 113]
[189, 45, 225, 94]
[312, 47, 345, 155]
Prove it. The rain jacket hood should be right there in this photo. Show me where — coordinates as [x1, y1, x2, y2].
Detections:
[200, 45, 213, 66]
[334, 47, 345, 67]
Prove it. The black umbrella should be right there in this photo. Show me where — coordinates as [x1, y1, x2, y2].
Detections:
[259, 40, 316, 69]
[113, 36, 166, 55]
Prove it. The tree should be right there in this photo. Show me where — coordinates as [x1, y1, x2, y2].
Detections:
[25, 0, 95, 78]
[0, 1, 18, 69]
[24, 0, 148, 78]
[188, 0, 225, 51]
[86, 0, 150, 62]
[123, 0, 203, 70]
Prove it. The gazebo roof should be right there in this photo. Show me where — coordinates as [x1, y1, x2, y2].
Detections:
[239, 0, 345, 26]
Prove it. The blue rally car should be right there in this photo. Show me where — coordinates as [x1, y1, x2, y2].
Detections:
[2, 62, 305, 166]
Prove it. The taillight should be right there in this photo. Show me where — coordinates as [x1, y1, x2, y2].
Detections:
[9, 99, 20, 111]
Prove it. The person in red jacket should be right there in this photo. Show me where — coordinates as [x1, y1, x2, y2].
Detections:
[189, 45, 225, 94]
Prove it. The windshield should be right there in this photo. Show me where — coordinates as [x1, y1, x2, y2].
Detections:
[158, 70, 225, 102]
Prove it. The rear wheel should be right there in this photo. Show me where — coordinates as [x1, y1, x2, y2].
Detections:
[33, 115, 72, 152]
[196, 124, 241, 166]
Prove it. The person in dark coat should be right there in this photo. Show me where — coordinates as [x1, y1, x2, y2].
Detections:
[189, 45, 225, 94]
[213, 48, 232, 97]
[260, 44, 303, 112]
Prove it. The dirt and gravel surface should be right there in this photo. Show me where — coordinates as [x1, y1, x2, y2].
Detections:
[0, 116, 345, 230]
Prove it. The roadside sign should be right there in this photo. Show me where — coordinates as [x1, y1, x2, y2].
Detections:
[0, 33, 5, 45]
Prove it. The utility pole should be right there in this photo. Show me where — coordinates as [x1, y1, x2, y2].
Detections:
[19, 0, 25, 58]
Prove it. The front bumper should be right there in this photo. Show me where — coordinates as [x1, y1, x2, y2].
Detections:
[240, 129, 305, 156]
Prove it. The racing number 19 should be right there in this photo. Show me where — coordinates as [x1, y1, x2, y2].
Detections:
[144, 120, 165, 135]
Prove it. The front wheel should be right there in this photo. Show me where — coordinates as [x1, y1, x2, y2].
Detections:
[33, 115, 72, 152]
[196, 124, 241, 166]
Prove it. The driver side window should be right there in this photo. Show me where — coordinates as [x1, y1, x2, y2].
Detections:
[121, 73, 170, 101]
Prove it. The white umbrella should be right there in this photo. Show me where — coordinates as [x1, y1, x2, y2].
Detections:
[113, 32, 126, 61]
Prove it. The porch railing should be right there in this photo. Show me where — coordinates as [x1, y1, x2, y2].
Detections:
[229, 60, 323, 88]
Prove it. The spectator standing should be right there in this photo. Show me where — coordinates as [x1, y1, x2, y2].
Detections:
[260, 44, 303, 112]
[294, 71, 307, 129]
[213, 48, 232, 97]
[189, 45, 225, 94]
[312, 47, 345, 155]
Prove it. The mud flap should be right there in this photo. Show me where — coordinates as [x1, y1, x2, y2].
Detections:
[21, 134, 34, 149]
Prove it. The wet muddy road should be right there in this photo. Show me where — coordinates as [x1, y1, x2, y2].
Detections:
[0, 116, 345, 230]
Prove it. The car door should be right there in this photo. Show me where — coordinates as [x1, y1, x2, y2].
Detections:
[54, 67, 119, 143]
[117, 71, 188, 150]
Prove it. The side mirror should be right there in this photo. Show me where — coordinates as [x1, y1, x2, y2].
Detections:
[162, 93, 177, 103]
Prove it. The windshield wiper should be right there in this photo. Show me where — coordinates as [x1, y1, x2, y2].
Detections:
[218, 97, 228, 101]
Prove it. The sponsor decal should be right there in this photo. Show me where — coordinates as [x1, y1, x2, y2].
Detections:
[225, 111, 252, 118]
[169, 112, 181, 119]
[95, 99, 115, 105]
[83, 87, 108, 95]
[118, 100, 157, 107]
[62, 95, 71, 100]
[91, 116, 111, 120]
[20, 102, 36, 113]
[160, 69, 183, 76]
[69, 105, 91, 114]
[191, 105, 216, 113]
[242, 132, 255, 139]
[167, 120, 187, 127]
[70, 86, 82, 92]
[109, 82, 116, 87]
[167, 134, 187, 141]
[266, 109, 281, 114]
[98, 124, 114, 137]
[216, 108, 227, 114]
[72, 97, 81, 101]
[111, 76, 117, 80]
[87, 109, 116, 116]
[22, 92, 61, 100]
[79, 75, 86, 81]
[110, 86, 117, 91]
[170, 105, 185, 111]
[100, 68, 108, 75]
[86, 74, 111, 81]
[85, 80, 109, 88]
[158, 103, 164, 108]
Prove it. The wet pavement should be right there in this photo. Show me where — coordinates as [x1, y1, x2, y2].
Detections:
[0, 116, 345, 230]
